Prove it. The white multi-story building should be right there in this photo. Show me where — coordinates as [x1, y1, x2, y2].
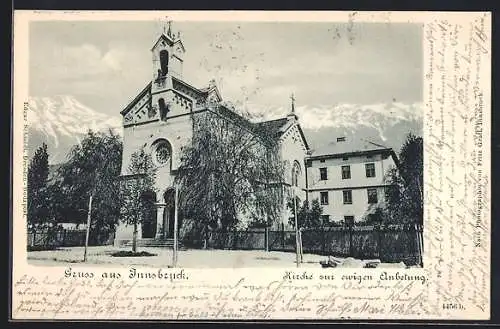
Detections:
[305, 138, 399, 225]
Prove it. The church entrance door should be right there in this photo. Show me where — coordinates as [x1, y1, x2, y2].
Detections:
[163, 189, 175, 239]
[162, 188, 182, 239]
[140, 190, 157, 238]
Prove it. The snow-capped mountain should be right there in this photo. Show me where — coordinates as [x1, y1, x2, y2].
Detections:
[27, 95, 122, 164]
[299, 102, 423, 154]
[253, 102, 423, 154]
[26, 95, 422, 165]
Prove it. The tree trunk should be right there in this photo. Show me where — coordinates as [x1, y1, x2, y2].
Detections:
[132, 220, 138, 253]
[203, 225, 208, 249]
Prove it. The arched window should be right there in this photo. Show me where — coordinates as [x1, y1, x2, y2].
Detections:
[291, 161, 301, 187]
[159, 50, 169, 76]
[158, 98, 169, 120]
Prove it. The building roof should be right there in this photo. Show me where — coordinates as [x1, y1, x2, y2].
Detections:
[254, 118, 291, 138]
[121, 77, 223, 117]
[309, 138, 393, 159]
[254, 117, 310, 150]
[172, 76, 205, 95]
[150, 33, 176, 50]
[120, 82, 152, 115]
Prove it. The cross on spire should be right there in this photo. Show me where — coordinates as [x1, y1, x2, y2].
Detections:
[167, 20, 172, 37]
[161, 17, 173, 37]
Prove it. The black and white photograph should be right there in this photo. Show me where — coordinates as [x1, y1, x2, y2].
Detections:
[25, 19, 424, 269]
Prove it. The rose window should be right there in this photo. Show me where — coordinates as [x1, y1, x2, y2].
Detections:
[152, 140, 171, 167]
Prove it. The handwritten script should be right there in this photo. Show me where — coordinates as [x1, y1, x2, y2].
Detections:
[11, 12, 491, 321]
[13, 268, 433, 320]
[424, 13, 490, 317]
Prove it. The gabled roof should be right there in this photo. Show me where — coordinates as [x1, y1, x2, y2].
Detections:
[254, 117, 310, 150]
[172, 76, 204, 95]
[308, 138, 395, 159]
[120, 82, 152, 116]
[172, 76, 222, 100]
[199, 85, 222, 102]
[295, 122, 310, 151]
[118, 75, 310, 149]
[173, 39, 185, 52]
[151, 33, 175, 50]
[254, 118, 290, 138]
[120, 77, 223, 118]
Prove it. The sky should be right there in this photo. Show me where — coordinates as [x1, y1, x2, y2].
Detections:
[29, 20, 423, 119]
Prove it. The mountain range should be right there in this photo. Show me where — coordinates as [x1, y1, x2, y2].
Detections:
[27, 95, 122, 164]
[26, 95, 422, 164]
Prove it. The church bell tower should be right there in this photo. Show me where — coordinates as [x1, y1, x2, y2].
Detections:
[151, 21, 186, 90]
[150, 22, 188, 120]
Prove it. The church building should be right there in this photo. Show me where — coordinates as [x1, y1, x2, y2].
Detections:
[114, 26, 398, 246]
[114, 26, 309, 245]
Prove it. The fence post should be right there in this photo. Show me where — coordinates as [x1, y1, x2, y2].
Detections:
[265, 227, 269, 252]
[322, 228, 326, 255]
[419, 224, 424, 253]
[299, 230, 303, 263]
[281, 223, 285, 250]
[84, 194, 93, 262]
[377, 225, 382, 259]
[349, 225, 353, 257]
[415, 223, 423, 266]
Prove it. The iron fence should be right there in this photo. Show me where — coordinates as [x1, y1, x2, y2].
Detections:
[27, 228, 114, 249]
[205, 224, 423, 265]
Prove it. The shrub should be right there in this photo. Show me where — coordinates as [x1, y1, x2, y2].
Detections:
[179, 217, 207, 248]
[27, 245, 59, 252]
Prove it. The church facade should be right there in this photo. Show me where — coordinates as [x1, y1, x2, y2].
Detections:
[115, 28, 309, 245]
[114, 28, 398, 246]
